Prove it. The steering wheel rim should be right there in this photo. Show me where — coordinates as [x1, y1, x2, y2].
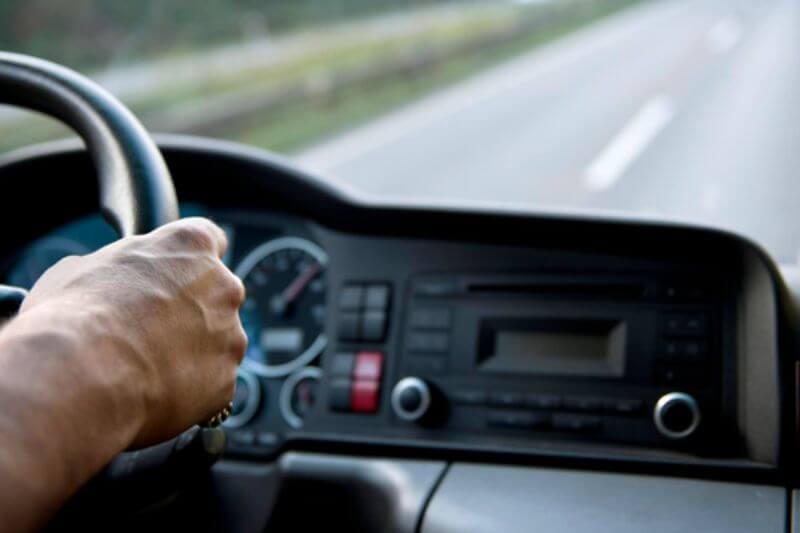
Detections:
[0, 54, 223, 526]
[0, 51, 178, 236]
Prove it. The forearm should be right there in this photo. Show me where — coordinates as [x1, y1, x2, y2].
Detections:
[0, 301, 145, 532]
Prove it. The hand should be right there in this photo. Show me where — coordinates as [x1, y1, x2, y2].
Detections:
[19, 217, 247, 447]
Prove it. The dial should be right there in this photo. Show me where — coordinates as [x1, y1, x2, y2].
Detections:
[235, 237, 327, 377]
[280, 367, 322, 429]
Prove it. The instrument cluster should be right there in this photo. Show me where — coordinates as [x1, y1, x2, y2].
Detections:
[0, 206, 328, 445]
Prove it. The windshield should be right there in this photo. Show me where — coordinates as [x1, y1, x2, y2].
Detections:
[1, 0, 798, 261]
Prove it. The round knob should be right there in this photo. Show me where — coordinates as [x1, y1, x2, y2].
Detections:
[391, 377, 432, 422]
[654, 392, 700, 439]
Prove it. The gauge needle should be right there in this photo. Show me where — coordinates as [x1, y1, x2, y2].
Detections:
[271, 261, 321, 316]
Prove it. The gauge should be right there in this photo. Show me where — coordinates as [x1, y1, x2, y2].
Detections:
[280, 367, 321, 429]
[224, 369, 261, 428]
[7, 237, 90, 289]
[235, 237, 327, 377]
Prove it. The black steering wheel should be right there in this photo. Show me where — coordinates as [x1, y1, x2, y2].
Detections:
[0, 53, 223, 527]
[0, 52, 178, 234]
[0, 51, 179, 311]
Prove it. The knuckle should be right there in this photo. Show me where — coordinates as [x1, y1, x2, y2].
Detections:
[229, 325, 248, 362]
[223, 274, 246, 307]
[167, 220, 216, 251]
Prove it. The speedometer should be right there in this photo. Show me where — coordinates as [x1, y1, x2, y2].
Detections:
[235, 237, 327, 377]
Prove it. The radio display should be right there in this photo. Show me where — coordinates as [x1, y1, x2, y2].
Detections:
[478, 319, 626, 377]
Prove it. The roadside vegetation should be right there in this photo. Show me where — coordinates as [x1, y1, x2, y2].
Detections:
[0, 0, 641, 154]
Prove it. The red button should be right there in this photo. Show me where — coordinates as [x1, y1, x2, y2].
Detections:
[354, 351, 383, 381]
[351, 380, 380, 413]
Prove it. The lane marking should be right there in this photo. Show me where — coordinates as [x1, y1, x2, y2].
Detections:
[298, 0, 689, 171]
[707, 16, 742, 54]
[584, 95, 674, 191]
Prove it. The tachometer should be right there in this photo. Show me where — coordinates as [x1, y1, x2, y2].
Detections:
[235, 237, 327, 377]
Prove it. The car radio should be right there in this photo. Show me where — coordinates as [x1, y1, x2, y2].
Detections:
[389, 272, 736, 453]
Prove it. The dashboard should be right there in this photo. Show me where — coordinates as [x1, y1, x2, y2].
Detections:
[1, 198, 784, 473]
[1, 136, 797, 532]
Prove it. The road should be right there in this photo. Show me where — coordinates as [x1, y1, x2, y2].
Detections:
[298, 0, 800, 263]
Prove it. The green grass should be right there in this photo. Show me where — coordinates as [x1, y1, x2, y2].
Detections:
[231, 0, 641, 153]
[0, 0, 641, 155]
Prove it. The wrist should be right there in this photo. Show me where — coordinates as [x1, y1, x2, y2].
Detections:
[1, 297, 148, 450]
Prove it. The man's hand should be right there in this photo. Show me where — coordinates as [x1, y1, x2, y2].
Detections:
[0, 217, 247, 530]
[21, 217, 247, 446]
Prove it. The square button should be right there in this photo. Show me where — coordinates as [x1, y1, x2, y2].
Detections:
[405, 356, 447, 374]
[339, 285, 364, 310]
[351, 380, 380, 413]
[338, 312, 361, 341]
[329, 379, 352, 411]
[361, 310, 387, 342]
[354, 351, 383, 381]
[407, 332, 449, 352]
[330, 353, 355, 377]
[409, 308, 452, 330]
[365, 284, 390, 310]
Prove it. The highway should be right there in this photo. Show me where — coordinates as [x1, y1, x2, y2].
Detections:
[298, 0, 800, 263]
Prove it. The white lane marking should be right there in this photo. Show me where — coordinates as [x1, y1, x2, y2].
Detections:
[707, 16, 742, 54]
[298, 0, 688, 171]
[584, 95, 674, 191]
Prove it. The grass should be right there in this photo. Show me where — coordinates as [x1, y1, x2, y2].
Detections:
[232, 0, 641, 153]
[0, 0, 641, 155]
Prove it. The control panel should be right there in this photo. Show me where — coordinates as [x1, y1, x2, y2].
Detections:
[217, 214, 744, 463]
[379, 273, 732, 453]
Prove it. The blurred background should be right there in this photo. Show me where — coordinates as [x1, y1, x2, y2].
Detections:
[0, 0, 798, 262]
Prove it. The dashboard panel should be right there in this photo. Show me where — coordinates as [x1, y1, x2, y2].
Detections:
[220, 215, 748, 467]
[0, 136, 795, 492]
[3, 203, 775, 478]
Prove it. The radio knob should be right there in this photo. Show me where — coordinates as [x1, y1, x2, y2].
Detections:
[391, 377, 432, 423]
[653, 392, 701, 439]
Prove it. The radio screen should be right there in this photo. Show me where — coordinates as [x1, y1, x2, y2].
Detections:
[478, 319, 626, 377]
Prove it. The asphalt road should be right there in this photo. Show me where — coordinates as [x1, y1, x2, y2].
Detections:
[298, 0, 800, 263]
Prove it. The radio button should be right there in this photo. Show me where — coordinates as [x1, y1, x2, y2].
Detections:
[656, 362, 708, 385]
[662, 313, 708, 337]
[553, 414, 602, 433]
[564, 396, 604, 412]
[525, 394, 562, 410]
[413, 277, 460, 296]
[452, 389, 487, 405]
[660, 339, 708, 360]
[605, 398, 644, 415]
[409, 308, 452, 329]
[488, 392, 525, 408]
[407, 332, 449, 353]
[406, 356, 447, 374]
[488, 411, 549, 430]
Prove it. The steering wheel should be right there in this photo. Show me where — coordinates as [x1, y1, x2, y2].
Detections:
[0, 51, 179, 310]
[0, 52, 178, 234]
[0, 53, 223, 526]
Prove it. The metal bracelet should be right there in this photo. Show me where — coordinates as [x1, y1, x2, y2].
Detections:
[200, 400, 233, 428]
